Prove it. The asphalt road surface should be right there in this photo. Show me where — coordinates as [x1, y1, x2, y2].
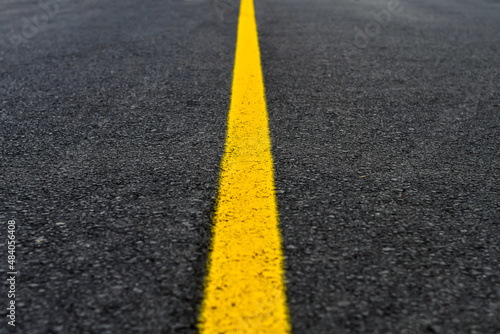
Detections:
[1, 0, 499, 333]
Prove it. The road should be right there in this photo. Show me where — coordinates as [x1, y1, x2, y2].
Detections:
[1, 0, 499, 333]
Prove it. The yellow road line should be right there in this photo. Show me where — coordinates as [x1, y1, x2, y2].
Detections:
[198, 0, 290, 333]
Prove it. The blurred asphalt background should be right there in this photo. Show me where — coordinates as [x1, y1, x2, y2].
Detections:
[1, 0, 499, 333]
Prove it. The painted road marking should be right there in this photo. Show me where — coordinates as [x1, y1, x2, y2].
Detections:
[198, 0, 290, 332]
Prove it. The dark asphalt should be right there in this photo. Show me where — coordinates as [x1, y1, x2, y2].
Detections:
[1, 0, 499, 333]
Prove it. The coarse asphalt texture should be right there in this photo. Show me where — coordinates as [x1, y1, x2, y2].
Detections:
[1, 0, 499, 333]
